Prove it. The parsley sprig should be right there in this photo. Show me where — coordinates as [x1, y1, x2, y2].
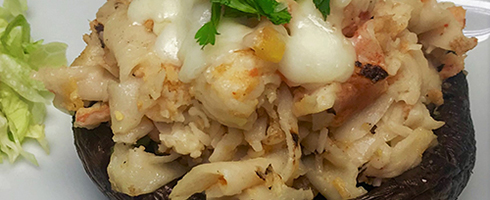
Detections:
[313, 0, 330, 20]
[195, 3, 222, 47]
[195, 0, 331, 48]
[195, 0, 291, 48]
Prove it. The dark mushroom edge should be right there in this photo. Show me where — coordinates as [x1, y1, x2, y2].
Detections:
[73, 72, 476, 200]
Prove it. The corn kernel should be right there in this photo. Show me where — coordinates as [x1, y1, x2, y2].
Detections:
[252, 26, 286, 63]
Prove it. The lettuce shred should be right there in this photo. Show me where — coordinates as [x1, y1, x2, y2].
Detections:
[0, 0, 68, 166]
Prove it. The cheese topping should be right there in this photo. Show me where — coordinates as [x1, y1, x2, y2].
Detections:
[127, 0, 355, 86]
[127, 0, 182, 25]
[279, 0, 356, 85]
[178, 18, 254, 83]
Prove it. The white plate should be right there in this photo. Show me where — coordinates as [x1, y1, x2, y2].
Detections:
[0, 0, 488, 199]
[0, 1, 106, 199]
[456, 0, 490, 199]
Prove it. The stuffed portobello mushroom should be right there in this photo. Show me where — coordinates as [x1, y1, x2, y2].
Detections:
[38, 0, 477, 199]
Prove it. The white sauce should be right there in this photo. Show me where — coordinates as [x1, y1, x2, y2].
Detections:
[178, 18, 253, 83]
[127, 0, 182, 24]
[154, 23, 182, 66]
[128, 0, 355, 85]
[128, 0, 194, 66]
[279, 0, 356, 85]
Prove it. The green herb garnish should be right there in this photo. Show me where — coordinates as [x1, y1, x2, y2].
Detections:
[313, 0, 331, 20]
[195, 0, 332, 48]
[195, 3, 221, 48]
[195, 0, 292, 48]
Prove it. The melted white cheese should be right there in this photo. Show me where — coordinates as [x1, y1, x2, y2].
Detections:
[175, 0, 213, 83]
[178, 18, 253, 83]
[128, 0, 196, 66]
[154, 22, 182, 66]
[127, 0, 182, 24]
[128, 0, 252, 83]
[279, 0, 356, 85]
[128, 0, 355, 85]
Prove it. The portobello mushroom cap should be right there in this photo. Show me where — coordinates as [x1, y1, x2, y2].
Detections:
[73, 72, 476, 200]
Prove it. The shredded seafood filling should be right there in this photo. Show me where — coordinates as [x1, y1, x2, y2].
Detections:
[37, 0, 477, 199]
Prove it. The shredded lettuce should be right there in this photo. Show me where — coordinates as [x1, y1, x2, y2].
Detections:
[28, 42, 68, 70]
[0, 0, 67, 166]
[0, 0, 27, 21]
